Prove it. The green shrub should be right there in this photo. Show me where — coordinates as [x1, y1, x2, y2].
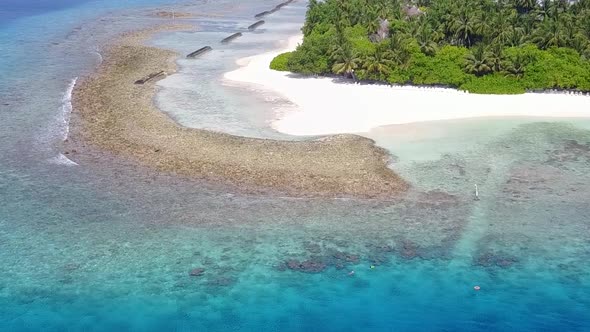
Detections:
[286, 22, 335, 74]
[287, 48, 330, 74]
[520, 47, 590, 91]
[387, 68, 411, 84]
[405, 46, 470, 87]
[269, 52, 292, 71]
[345, 25, 376, 57]
[460, 74, 525, 94]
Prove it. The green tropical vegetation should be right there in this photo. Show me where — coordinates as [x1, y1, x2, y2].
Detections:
[270, 0, 590, 94]
[269, 51, 292, 71]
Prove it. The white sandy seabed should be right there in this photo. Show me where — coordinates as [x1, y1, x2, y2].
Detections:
[224, 35, 590, 136]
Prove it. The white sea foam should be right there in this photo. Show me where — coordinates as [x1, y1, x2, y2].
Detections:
[43, 77, 79, 166]
[60, 77, 78, 141]
[93, 46, 103, 65]
[48, 153, 79, 166]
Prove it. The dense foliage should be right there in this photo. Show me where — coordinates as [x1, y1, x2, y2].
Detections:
[273, 0, 590, 94]
[270, 51, 293, 71]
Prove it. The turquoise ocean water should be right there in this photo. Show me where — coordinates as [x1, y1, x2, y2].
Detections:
[1, 1, 589, 331]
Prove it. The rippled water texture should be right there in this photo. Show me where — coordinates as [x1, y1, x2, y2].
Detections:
[1, 1, 589, 331]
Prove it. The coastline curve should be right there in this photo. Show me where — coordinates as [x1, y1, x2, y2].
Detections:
[65, 26, 408, 198]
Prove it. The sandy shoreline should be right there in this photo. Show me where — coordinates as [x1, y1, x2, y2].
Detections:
[224, 35, 590, 136]
[65, 26, 408, 198]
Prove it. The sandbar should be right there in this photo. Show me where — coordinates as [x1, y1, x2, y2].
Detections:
[65, 26, 408, 198]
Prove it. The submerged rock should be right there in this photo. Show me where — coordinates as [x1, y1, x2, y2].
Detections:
[332, 251, 360, 263]
[367, 255, 387, 265]
[376, 245, 394, 253]
[417, 190, 459, 207]
[285, 259, 327, 273]
[399, 240, 418, 259]
[207, 277, 235, 287]
[304, 242, 322, 254]
[189, 268, 205, 277]
[474, 252, 518, 268]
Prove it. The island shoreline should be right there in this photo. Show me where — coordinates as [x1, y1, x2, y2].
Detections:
[224, 35, 590, 136]
[64, 25, 409, 198]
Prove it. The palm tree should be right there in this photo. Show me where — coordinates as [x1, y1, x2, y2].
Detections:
[520, 13, 539, 37]
[388, 34, 413, 68]
[302, 0, 320, 36]
[537, 0, 555, 20]
[464, 44, 493, 76]
[504, 56, 527, 78]
[437, 6, 457, 42]
[514, 0, 538, 14]
[417, 25, 439, 55]
[506, 25, 527, 46]
[331, 45, 361, 77]
[580, 12, 590, 40]
[363, 6, 381, 34]
[492, 11, 515, 46]
[450, 11, 477, 46]
[570, 32, 590, 55]
[574, 0, 590, 12]
[347, 0, 367, 25]
[488, 43, 505, 72]
[334, 7, 351, 28]
[533, 19, 568, 48]
[362, 46, 395, 79]
[374, 0, 392, 19]
[555, 0, 571, 19]
[474, 11, 492, 42]
[328, 30, 347, 62]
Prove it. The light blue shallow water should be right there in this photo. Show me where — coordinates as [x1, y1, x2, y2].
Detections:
[1, 1, 590, 331]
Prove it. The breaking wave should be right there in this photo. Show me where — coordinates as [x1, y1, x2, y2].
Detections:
[60, 77, 78, 141]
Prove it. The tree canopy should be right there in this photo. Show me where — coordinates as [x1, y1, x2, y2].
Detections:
[270, 0, 590, 94]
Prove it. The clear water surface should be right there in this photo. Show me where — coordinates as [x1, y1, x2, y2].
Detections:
[1, 1, 589, 331]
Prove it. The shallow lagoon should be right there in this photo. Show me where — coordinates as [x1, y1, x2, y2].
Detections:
[1, 0, 589, 331]
[3, 119, 590, 331]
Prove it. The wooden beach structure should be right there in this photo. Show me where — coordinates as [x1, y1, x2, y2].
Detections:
[248, 20, 265, 31]
[186, 46, 212, 59]
[254, 10, 271, 19]
[254, 0, 294, 18]
[221, 32, 242, 44]
[275, 0, 294, 10]
[134, 71, 166, 85]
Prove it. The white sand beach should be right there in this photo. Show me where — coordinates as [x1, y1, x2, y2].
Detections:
[224, 35, 590, 136]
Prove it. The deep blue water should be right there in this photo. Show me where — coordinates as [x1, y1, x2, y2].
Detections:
[1, 1, 590, 331]
[0, 0, 88, 24]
